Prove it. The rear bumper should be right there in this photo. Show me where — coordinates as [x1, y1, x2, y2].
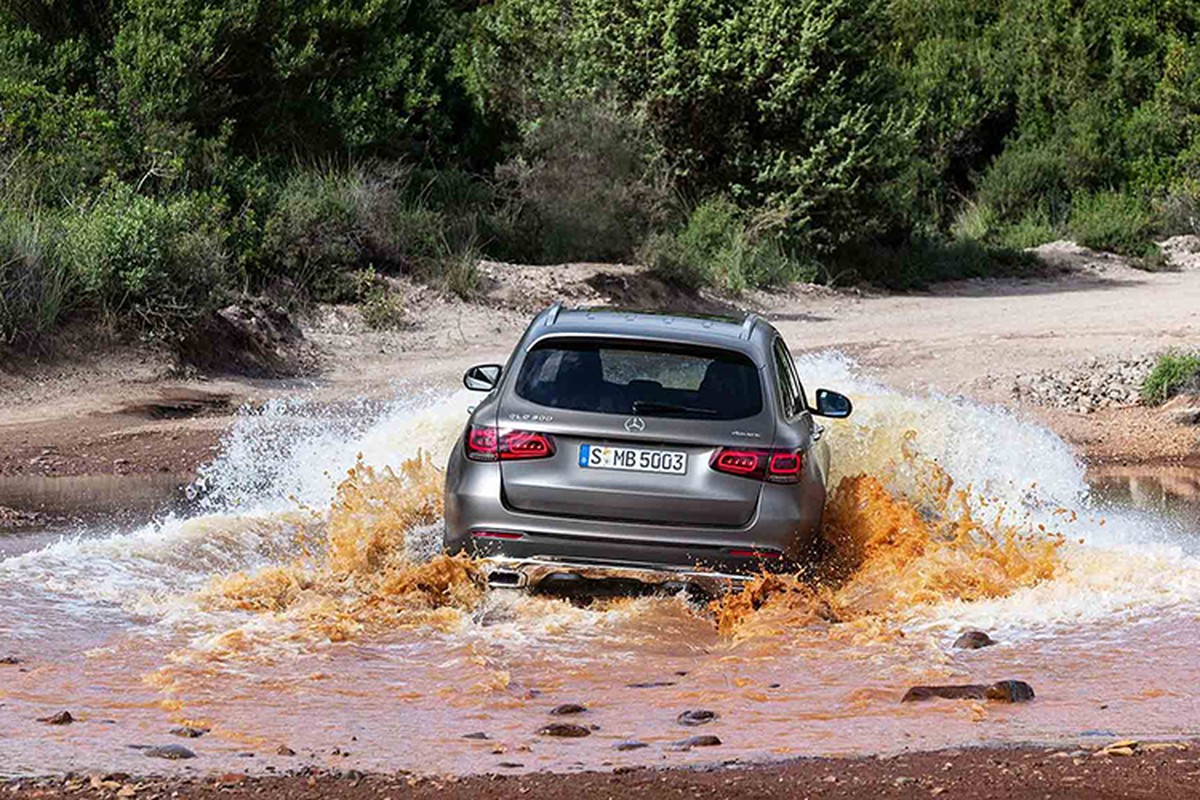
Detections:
[480, 556, 754, 595]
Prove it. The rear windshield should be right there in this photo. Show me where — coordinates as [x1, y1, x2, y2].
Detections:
[514, 340, 763, 420]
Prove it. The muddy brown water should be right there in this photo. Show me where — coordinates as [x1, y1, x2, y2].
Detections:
[2, 367, 1200, 777]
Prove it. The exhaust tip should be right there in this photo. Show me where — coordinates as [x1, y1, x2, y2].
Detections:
[487, 569, 526, 588]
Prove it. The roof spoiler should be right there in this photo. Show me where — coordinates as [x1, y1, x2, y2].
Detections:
[543, 301, 563, 327]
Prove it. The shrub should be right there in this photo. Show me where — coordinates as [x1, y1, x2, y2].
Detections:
[360, 289, 408, 330]
[996, 210, 1057, 251]
[494, 102, 676, 263]
[977, 140, 1070, 224]
[0, 206, 70, 349]
[1070, 191, 1157, 256]
[60, 184, 230, 338]
[258, 163, 492, 302]
[641, 198, 814, 292]
[839, 236, 1040, 290]
[1142, 352, 1200, 406]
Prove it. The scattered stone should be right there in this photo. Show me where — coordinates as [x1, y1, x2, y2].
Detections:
[39, 711, 74, 725]
[903, 681, 1034, 703]
[676, 709, 719, 726]
[549, 703, 587, 716]
[668, 735, 722, 751]
[169, 726, 209, 739]
[615, 741, 649, 751]
[497, 762, 524, 769]
[143, 744, 196, 760]
[276, 746, 296, 756]
[0, 656, 21, 665]
[536, 723, 591, 738]
[462, 732, 490, 740]
[626, 681, 676, 688]
[953, 631, 996, 649]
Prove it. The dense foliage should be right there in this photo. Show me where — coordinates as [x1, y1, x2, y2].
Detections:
[2, 0, 1198, 349]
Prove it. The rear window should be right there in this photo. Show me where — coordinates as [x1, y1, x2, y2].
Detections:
[514, 340, 763, 420]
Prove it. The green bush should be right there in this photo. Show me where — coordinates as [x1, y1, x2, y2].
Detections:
[839, 236, 1040, 290]
[0, 206, 70, 348]
[258, 164, 488, 302]
[977, 140, 1070, 224]
[641, 198, 814, 292]
[60, 184, 230, 338]
[494, 102, 676, 263]
[995, 210, 1058, 251]
[1142, 352, 1200, 406]
[1070, 191, 1157, 256]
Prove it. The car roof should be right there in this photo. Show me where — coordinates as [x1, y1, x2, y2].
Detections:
[522, 304, 776, 357]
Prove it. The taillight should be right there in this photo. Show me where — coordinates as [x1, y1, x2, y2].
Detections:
[465, 426, 556, 462]
[709, 447, 803, 483]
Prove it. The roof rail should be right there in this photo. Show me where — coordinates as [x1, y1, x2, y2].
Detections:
[544, 301, 563, 326]
[739, 313, 759, 340]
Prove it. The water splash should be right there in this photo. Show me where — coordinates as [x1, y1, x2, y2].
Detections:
[5, 352, 1200, 777]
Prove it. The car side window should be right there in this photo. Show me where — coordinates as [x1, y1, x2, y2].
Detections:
[772, 339, 802, 418]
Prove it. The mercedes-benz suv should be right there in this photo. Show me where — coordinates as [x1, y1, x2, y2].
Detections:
[443, 305, 852, 594]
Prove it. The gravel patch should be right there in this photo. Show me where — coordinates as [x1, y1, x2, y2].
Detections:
[1012, 356, 1155, 414]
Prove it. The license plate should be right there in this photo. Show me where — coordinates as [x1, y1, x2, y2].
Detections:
[578, 444, 687, 475]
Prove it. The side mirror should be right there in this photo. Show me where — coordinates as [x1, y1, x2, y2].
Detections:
[464, 364, 502, 392]
[813, 388, 852, 418]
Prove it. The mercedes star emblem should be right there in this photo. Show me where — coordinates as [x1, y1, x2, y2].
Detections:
[624, 416, 646, 432]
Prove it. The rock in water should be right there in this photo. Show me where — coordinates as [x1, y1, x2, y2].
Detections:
[668, 735, 722, 751]
[549, 703, 587, 716]
[615, 741, 649, 751]
[985, 680, 1035, 702]
[953, 631, 996, 649]
[39, 711, 74, 725]
[676, 709, 719, 726]
[903, 681, 1035, 703]
[536, 723, 591, 738]
[902, 686, 988, 702]
[144, 744, 196, 760]
[170, 726, 209, 738]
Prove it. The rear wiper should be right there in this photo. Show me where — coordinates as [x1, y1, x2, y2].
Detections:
[631, 400, 718, 417]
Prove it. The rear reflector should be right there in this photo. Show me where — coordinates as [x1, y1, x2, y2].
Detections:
[728, 548, 783, 559]
[471, 530, 525, 540]
[465, 426, 556, 462]
[710, 447, 804, 483]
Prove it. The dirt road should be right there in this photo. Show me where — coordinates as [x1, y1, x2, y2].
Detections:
[2, 240, 1197, 477]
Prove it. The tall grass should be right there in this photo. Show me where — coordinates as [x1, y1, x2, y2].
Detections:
[0, 208, 71, 349]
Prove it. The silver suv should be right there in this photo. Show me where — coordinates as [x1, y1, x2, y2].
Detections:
[443, 305, 852, 595]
